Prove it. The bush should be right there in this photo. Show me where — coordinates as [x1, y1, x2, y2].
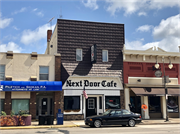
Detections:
[10, 110, 15, 117]
[18, 110, 30, 116]
[0, 111, 7, 116]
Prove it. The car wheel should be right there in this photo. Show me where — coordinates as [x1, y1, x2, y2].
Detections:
[128, 119, 135, 127]
[94, 120, 101, 128]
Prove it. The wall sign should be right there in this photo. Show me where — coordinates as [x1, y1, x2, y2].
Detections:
[66, 80, 117, 88]
[91, 44, 97, 64]
[0, 81, 62, 91]
[155, 70, 162, 77]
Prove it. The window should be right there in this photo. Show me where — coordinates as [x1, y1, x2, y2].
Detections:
[122, 109, 131, 115]
[12, 99, 29, 114]
[64, 96, 80, 110]
[102, 50, 108, 62]
[0, 99, 4, 112]
[105, 96, 120, 109]
[0, 65, 5, 80]
[168, 96, 178, 113]
[99, 96, 102, 109]
[39, 66, 49, 80]
[76, 49, 82, 61]
[88, 99, 94, 109]
[148, 96, 161, 113]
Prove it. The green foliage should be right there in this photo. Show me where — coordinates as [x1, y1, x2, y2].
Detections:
[0, 111, 7, 116]
[18, 110, 30, 116]
[10, 110, 15, 117]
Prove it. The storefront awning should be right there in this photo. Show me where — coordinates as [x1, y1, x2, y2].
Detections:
[131, 88, 165, 96]
[168, 88, 180, 96]
[0, 81, 62, 91]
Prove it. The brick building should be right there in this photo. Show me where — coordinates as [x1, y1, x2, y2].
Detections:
[0, 51, 62, 119]
[45, 19, 124, 120]
[123, 46, 180, 119]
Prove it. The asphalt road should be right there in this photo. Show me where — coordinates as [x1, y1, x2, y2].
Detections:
[1, 124, 180, 134]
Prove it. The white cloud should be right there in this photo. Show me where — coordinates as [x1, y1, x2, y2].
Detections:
[125, 39, 144, 50]
[136, 25, 153, 32]
[20, 24, 55, 45]
[0, 42, 22, 53]
[105, 0, 180, 16]
[37, 12, 44, 17]
[33, 8, 38, 12]
[153, 14, 180, 40]
[12, 7, 27, 15]
[0, 13, 13, 29]
[138, 12, 147, 16]
[13, 26, 19, 30]
[82, 0, 98, 10]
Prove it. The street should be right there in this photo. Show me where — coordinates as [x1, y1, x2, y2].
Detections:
[1, 124, 180, 134]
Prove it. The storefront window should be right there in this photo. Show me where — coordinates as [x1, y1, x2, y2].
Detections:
[148, 96, 161, 113]
[12, 99, 29, 114]
[0, 99, 4, 112]
[64, 96, 80, 110]
[168, 96, 178, 113]
[99, 96, 102, 109]
[105, 96, 120, 109]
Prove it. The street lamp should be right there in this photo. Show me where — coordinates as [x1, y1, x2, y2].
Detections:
[154, 57, 173, 122]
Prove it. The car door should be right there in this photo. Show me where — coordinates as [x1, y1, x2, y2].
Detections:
[104, 110, 123, 125]
[121, 110, 132, 123]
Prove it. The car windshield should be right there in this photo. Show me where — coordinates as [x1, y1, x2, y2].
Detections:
[102, 110, 111, 115]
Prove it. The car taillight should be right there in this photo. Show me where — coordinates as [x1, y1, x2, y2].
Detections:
[139, 116, 141, 118]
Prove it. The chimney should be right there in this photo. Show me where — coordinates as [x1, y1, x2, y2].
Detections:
[47, 30, 52, 42]
[179, 46, 180, 52]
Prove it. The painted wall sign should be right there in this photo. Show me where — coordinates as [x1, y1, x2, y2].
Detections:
[66, 80, 117, 88]
[63, 76, 123, 90]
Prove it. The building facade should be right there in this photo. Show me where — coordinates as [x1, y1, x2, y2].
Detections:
[123, 46, 180, 119]
[46, 19, 125, 120]
[0, 51, 62, 119]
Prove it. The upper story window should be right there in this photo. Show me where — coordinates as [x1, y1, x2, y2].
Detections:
[102, 50, 108, 62]
[0, 65, 5, 81]
[39, 66, 49, 80]
[76, 49, 82, 61]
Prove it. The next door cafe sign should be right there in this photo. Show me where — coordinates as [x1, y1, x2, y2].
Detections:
[63, 77, 123, 90]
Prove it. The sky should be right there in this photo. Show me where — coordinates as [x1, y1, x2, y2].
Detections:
[0, 0, 180, 54]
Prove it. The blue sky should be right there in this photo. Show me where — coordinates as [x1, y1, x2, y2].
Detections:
[0, 0, 180, 54]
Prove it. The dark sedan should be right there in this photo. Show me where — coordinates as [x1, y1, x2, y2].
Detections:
[85, 109, 142, 128]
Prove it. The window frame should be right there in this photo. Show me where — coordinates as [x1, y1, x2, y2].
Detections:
[64, 96, 80, 110]
[0, 65, 5, 81]
[102, 50, 108, 62]
[0, 99, 4, 112]
[39, 66, 49, 81]
[76, 49, 82, 61]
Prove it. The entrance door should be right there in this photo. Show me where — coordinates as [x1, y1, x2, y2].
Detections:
[86, 97, 97, 117]
[38, 97, 53, 115]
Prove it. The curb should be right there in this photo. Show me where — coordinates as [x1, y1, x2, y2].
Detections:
[0, 125, 80, 130]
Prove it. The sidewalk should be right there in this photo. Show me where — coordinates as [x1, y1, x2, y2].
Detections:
[0, 118, 180, 130]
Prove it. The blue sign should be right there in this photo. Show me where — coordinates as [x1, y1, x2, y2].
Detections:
[0, 81, 62, 91]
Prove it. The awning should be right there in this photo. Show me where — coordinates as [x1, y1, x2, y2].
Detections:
[168, 88, 180, 96]
[131, 88, 165, 96]
[0, 81, 62, 92]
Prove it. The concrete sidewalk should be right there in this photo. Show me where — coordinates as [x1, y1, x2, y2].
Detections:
[0, 118, 180, 130]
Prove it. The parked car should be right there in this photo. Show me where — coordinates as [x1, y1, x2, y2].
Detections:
[85, 109, 142, 128]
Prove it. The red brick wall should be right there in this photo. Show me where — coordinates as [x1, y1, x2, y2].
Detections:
[54, 91, 64, 118]
[120, 90, 125, 109]
[4, 92, 11, 115]
[47, 30, 52, 42]
[30, 92, 36, 119]
[124, 62, 179, 84]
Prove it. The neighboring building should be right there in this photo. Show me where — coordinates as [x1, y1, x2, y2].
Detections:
[123, 46, 180, 119]
[0, 51, 62, 119]
[46, 19, 124, 120]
